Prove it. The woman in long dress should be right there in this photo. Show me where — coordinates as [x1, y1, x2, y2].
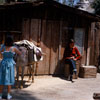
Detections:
[0, 36, 21, 99]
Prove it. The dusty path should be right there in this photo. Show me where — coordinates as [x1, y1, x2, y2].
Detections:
[3, 73, 100, 100]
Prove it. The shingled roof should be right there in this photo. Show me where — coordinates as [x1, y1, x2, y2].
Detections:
[0, 0, 99, 21]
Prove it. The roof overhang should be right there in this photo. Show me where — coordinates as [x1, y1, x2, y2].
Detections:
[0, 0, 99, 21]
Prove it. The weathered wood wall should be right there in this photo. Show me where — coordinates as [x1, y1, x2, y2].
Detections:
[0, 15, 94, 76]
[22, 19, 61, 75]
[90, 22, 100, 68]
[0, 1, 99, 75]
[21, 16, 92, 75]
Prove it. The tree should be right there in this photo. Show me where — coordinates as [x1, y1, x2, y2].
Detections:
[92, 0, 100, 14]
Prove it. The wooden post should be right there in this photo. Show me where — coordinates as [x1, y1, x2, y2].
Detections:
[35, 19, 42, 75]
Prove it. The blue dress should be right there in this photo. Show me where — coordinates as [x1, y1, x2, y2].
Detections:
[0, 46, 16, 85]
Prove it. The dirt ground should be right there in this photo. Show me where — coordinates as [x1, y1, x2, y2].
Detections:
[2, 73, 100, 100]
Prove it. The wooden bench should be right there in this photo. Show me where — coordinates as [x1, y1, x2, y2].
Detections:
[64, 60, 81, 79]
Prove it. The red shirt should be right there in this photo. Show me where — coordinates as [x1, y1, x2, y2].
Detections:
[64, 46, 81, 60]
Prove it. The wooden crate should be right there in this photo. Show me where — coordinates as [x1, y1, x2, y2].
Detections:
[79, 66, 97, 78]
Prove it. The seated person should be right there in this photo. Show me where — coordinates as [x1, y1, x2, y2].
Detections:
[63, 39, 81, 82]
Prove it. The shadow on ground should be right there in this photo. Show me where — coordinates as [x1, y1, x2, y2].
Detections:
[2, 79, 42, 100]
[3, 87, 42, 100]
[12, 89, 42, 100]
[13, 80, 32, 89]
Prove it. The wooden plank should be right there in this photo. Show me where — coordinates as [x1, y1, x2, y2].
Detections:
[49, 21, 60, 74]
[22, 19, 30, 40]
[60, 21, 71, 75]
[37, 20, 52, 75]
[89, 22, 100, 68]
[30, 19, 40, 75]
[30, 19, 40, 45]
[93, 23, 100, 67]
[36, 20, 46, 75]
[44, 20, 52, 74]
[57, 21, 65, 75]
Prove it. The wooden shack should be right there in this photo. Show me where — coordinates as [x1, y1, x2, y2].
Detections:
[0, 0, 100, 75]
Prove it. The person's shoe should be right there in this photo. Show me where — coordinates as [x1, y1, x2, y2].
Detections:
[7, 94, 12, 100]
[0, 96, 2, 100]
[0, 94, 2, 100]
[69, 75, 73, 81]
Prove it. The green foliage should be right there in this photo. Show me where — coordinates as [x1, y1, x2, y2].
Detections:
[62, 0, 66, 4]
[92, 0, 100, 14]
